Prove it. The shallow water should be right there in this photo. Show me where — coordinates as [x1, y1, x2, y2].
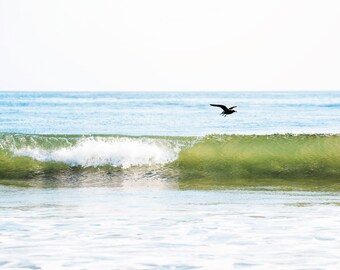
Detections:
[1, 186, 340, 269]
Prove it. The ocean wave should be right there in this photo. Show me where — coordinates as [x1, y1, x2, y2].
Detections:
[177, 134, 340, 180]
[0, 134, 182, 169]
[0, 133, 340, 181]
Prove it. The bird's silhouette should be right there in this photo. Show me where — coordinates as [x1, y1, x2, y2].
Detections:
[210, 104, 237, 117]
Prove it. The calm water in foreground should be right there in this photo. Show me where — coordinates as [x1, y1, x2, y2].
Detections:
[0, 91, 339, 269]
[0, 185, 340, 269]
[1, 186, 340, 269]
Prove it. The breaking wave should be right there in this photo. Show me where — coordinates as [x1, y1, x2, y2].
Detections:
[11, 137, 179, 168]
[1, 133, 340, 182]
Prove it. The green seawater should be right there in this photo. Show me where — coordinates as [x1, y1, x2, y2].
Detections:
[0, 133, 339, 190]
[176, 134, 340, 179]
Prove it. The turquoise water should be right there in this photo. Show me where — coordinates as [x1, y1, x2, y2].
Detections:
[1, 91, 340, 135]
[1, 91, 340, 269]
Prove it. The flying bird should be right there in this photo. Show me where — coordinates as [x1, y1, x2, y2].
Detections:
[210, 104, 237, 117]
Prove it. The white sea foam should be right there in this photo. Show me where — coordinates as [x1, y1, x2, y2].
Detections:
[12, 137, 180, 168]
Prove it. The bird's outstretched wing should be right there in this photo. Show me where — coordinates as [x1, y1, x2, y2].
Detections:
[229, 106, 237, 110]
[210, 104, 229, 111]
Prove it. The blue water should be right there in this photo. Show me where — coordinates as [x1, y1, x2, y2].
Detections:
[1, 91, 339, 135]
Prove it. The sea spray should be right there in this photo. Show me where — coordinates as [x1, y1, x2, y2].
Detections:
[0, 133, 194, 180]
[12, 137, 179, 168]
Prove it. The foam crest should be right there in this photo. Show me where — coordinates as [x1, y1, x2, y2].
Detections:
[12, 137, 179, 168]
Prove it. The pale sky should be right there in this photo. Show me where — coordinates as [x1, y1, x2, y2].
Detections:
[0, 0, 340, 91]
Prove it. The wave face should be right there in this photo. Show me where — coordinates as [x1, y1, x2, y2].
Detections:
[177, 134, 340, 180]
[1, 133, 340, 182]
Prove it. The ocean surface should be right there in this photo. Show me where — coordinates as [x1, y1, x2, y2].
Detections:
[1, 91, 340, 269]
[1, 91, 340, 135]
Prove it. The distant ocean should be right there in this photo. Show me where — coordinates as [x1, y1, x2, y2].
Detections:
[1, 91, 340, 269]
[1, 91, 340, 135]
